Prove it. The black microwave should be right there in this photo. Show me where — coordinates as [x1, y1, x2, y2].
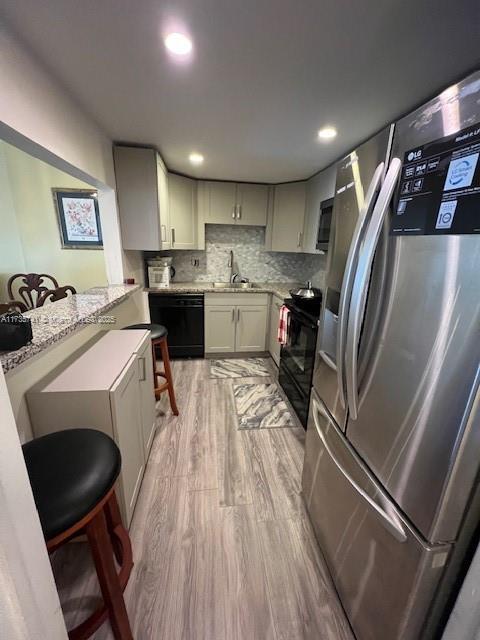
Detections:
[316, 197, 334, 251]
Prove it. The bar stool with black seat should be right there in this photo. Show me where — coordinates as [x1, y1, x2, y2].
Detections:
[22, 429, 134, 640]
[122, 323, 179, 416]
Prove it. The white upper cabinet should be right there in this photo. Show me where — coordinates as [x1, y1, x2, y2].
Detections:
[168, 173, 198, 250]
[302, 164, 336, 254]
[206, 181, 238, 224]
[114, 146, 170, 250]
[202, 181, 269, 226]
[236, 183, 269, 226]
[268, 181, 307, 252]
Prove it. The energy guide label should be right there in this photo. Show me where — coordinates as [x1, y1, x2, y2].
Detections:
[392, 123, 480, 236]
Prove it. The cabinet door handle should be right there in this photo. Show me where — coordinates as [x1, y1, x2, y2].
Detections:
[297, 231, 302, 247]
[171, 227, 176, 246]
[232, 206, 236, 219]
[232, 308, 235, 322]
[237, 308, 241, 322]
[161, 224, 166, 242]
[139, 356, 146, 381]
[237, 205, 241, 220]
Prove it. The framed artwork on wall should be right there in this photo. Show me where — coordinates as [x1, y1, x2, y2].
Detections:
[52, 188, 103, 249]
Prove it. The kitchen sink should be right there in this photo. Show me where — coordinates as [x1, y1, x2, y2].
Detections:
[211, 282, 261, 289]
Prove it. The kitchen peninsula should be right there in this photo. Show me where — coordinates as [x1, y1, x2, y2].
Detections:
[2, 284, 147, 441]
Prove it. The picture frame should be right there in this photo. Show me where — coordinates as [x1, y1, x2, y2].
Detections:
[52, 188, 103, 249]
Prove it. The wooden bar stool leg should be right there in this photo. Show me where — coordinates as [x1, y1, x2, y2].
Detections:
[86, 509, 133, 640]
[105, 492, 128, 566]
[159, 337, 179, 416]
[151, 341, 159, 389]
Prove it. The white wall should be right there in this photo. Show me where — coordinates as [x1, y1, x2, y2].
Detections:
[0, 23, 115, 189]
[1, 142, 108, 295]
[0, 24, 126, 285]
[0, 150, 26, 294]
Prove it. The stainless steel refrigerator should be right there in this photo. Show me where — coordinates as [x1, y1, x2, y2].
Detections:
[303, 70, 480, 640]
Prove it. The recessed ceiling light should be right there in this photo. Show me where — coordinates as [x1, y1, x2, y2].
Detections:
[318, 126, 337, 140]
[189, 152, 204, 165]
[164, 32, 193, 56]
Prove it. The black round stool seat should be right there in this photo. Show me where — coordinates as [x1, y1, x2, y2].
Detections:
[122, 322, 167, 340]
[23, 429, 121, 541]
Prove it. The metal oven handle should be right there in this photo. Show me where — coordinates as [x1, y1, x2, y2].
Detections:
[312, 398, 407, 543]
[336, 162, 384, 409]
[345, 158, 401, 420]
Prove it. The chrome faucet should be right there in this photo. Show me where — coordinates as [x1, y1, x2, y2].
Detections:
[228, 250, 238, 283]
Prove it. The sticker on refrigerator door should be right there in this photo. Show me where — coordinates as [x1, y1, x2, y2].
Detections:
[391, 122, 480, 236]
[435, 200, 458, 229]
[397, 199, 408, 215]
[443, 152, 479, 191]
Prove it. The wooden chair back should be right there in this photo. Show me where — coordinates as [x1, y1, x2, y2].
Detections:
[36, 285, 77, 307]
[8, 273, 60, 309]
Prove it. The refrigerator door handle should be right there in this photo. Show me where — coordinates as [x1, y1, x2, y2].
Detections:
[345, 157, 402, 420]
[336, 162, 385, 409]
[312, 398, 407, 543]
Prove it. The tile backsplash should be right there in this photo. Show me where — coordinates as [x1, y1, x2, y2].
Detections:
[147, 225, 327, 287]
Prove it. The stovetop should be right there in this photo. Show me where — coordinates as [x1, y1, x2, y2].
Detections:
[285, 299, 321, 325]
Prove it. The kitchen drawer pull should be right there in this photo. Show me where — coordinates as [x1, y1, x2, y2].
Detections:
[312, 398, 407, 543]
[237, 308, 241, 322]
[232, 308, 235, 322]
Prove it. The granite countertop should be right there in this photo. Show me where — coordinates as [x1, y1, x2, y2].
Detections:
[1, 284, 140, 374]
[145, 282, 301, 300]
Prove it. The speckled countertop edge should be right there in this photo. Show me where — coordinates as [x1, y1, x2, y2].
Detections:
[1, 284, 140, 374]
[145, 282, 302, 300]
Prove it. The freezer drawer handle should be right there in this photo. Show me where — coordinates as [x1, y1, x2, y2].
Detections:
[345, 158, 402, 420]
[312, 398, 407, 543]
[336, 162, 384, 409]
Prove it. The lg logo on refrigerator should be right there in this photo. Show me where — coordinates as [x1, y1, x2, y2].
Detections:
[407, 149, 422, 162]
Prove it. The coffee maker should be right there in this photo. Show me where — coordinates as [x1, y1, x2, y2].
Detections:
[147, 257, 175, 289]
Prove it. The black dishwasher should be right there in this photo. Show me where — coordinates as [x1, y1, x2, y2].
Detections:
[148, 293, 204, 358]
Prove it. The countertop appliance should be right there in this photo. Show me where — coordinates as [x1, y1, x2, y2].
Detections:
[303, 70, 480, 640]
[148, 257, 175, 289]
[148, 293, 204, 358]
[279, 299, 320, 428]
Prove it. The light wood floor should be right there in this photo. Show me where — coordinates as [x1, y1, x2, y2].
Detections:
[51, 357, 353, 640]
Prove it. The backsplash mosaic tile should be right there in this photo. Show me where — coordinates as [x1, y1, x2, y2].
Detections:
[146, 225, 327, 286]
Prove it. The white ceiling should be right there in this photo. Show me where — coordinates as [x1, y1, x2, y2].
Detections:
[1, 0, 479, 182]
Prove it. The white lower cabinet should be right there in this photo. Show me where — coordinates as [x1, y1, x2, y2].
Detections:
[268, 294, 283, 365]
[27, 330, 156, 527]
[110, 355, 145, 523]
[204, 294, 268, 354]
[205, 306, 236, 353]
[137, 337, 157, 457]
[236, 306, 268, 352]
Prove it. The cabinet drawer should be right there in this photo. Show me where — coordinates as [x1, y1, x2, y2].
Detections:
[205, 293, 269, 306]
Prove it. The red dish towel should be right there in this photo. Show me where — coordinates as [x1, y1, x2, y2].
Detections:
[277, 305, 290, 345]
